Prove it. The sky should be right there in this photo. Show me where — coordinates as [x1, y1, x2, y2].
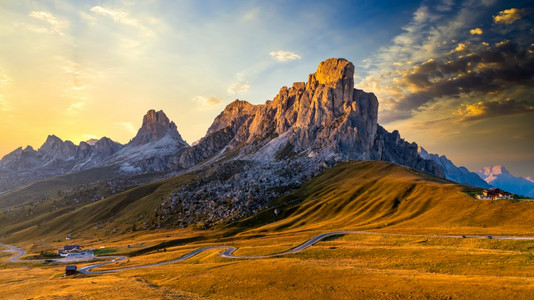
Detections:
[0, 0, 533, 177]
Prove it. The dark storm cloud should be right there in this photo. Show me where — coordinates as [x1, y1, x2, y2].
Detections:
[458, 98, 534, 121]
[394, 41, 534, 113]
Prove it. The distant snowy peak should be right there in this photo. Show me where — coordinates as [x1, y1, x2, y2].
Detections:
[477, 165, 510, 182]
[526, 177, 534, 183]
[417, 146, 490, 188]
[477, 165, 534, 198]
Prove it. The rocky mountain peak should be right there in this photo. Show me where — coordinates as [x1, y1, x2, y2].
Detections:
[314, 58, 354, 86]
[130, 109, 187, 146]
[207, 100, 258, 135]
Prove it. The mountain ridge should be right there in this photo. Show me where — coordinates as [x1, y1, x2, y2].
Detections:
[0, 58, 506, 197]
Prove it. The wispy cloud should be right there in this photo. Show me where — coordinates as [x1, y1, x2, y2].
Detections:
[493, 8, 527, 24]
[89, 5, 153, 36]
[270, 50, 301, 62]
[28, 11, 65, 36]
[227, 83, 250, 95]
[65, 102, 85, 115]
[193, 96, 223, 109]
[115, 122, 137, 135]
[0, 70, 11, 111]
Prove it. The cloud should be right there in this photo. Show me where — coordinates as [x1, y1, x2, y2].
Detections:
[66, 102, 85, 115]
[392, 40, 534, 113]
[357, 0, 534, 124]
[89, 5, 153, 36]
[115, 122, 137, 134]
[269, 50, 302, 62]
[227, 83, 250, 95]
[493, 8, 527, 24]
[458, 99, 534, 121]
[90, 6, 128, 22]
[193, 96, 222, 108]
[0, 70, 11, 111]
[28, 11, 65, 35]
[242, 7, 261, 22]
[470, 28, 483, 35]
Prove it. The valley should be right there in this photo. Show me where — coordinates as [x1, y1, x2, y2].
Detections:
[1, 160, 534, 299]
[0, 58, 532, 299]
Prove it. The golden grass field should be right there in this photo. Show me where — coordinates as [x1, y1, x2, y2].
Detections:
[1, 161, 534, 299]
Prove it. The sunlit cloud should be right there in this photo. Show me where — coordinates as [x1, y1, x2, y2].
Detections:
[493, 8, 527, 24]
[458, 99, 534, 121]
[193, 96, 223, 109]
[358, 1, 534, 125]
[66, 102, 85, 115]
[90, 6, 128, 23]
[270, 50, 301, 62]
[89, 5, 153, 36]
[28, 11, 65, 36]
[115, 122, 137, 135]
[0, 70, 11, 112]
[470, 28, 483, 35]
[227, 83, 250, 95]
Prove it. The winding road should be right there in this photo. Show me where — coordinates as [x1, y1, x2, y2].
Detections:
[0, 242, 26, 262]
[2, 231, 534, 275]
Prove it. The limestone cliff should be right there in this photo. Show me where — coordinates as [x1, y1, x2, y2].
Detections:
[181, 58, 444, 177]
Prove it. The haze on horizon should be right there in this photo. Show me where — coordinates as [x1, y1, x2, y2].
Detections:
[0, 0, 533, 177]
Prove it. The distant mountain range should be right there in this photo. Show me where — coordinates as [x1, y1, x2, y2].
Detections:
[417, 147, 490, 188]
[477, 165, 534, 198]
[0, 109, 188, 192]
[0, 58, 531, 202]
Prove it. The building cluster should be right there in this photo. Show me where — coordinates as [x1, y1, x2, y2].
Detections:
[58, 245, 94, 258]
[476, 188, 513, 200]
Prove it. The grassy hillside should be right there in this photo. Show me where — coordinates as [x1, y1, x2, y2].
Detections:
[235, 160, 534, 236]
[2, 160, 534, 299]
[3, 160, 534, 245]
[0, 166, 121, 209]
[0, 170, 200, 243]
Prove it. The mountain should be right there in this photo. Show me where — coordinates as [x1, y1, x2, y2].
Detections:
[0, 110, 188, 193]
[180, 58, 444, 177]
[418, 147, 490, 188]
[526, 177, 534, 183]
[477, 165, 534, 198]
[0, 136, 122, 193]
[98, 109, 189, 173]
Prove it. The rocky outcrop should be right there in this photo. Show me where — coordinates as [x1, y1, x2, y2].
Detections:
[130, 109, 187, 147]
[182, 58, 443, 177]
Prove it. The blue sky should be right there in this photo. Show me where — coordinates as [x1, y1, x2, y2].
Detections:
[0, 0, 533, 176]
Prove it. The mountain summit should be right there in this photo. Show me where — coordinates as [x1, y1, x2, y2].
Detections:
[130, 110, 186, 146]
[181, 58, 443, 177]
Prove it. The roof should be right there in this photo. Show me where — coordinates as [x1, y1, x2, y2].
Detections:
[64, 245, 81, 250]
[65, 265, 77, 271]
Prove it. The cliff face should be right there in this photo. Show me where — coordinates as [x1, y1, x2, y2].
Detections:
[181, 58, 443, 177]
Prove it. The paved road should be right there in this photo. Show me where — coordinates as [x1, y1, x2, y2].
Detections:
[0, 242, 26, 262]
[3, 231, 534, 275]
